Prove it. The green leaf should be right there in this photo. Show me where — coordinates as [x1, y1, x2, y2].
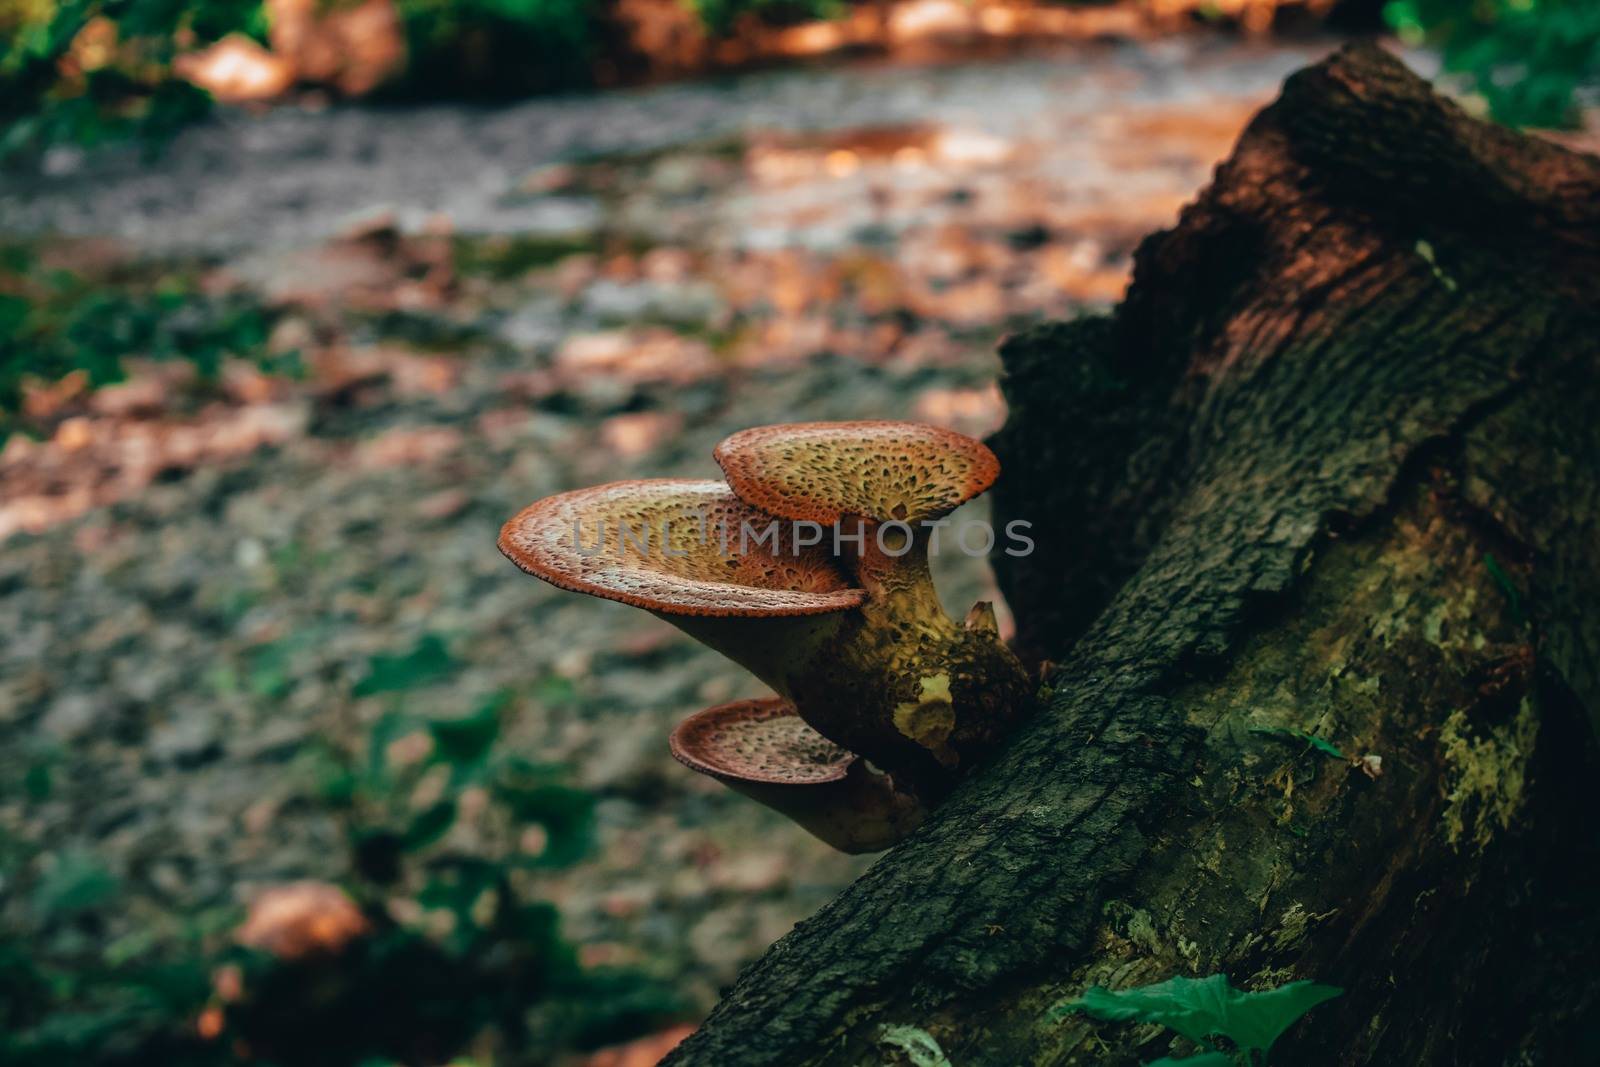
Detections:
[353, 634, 459, 697]
[1055, 974, 1341, 1061]
[403, 799, 457, 852]
[1250, 727, 1345, 760]
[23, 762, 51, 801]
[1209, 980, 1344, 1054]
[416, 858, 501, 925]
[509, 900, 563, 951]
[1147, 1054, 1235, 1067]
[428, 691, 507, 773]
[497, 762, 595, 867]
[1055, 974, 1227, 1047]
[32, 849, 118, 918]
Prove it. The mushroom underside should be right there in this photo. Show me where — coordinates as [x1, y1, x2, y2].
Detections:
[669, 698, 927, 853]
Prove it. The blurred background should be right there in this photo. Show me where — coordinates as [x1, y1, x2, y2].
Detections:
[1, 2, 1596, 1065]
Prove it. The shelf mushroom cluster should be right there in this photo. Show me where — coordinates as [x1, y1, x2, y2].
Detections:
[498, 421, 1032, 853]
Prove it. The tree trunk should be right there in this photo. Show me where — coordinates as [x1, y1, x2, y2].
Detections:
[664, 43, 1600, 1067]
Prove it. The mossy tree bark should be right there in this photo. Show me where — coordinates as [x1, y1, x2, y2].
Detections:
[664, 44, 1600, 1067]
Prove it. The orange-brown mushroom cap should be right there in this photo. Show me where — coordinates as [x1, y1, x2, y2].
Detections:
[498, 479, 865, 617]
[669, 697, 853, 785]
[670, 696, 928, 853]
[712, 421, 1000, 525]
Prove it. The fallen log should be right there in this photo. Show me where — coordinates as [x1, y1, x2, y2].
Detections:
[666, 43, 1600, 1066]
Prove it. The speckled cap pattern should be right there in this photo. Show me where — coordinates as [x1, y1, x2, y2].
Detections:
[669, 697, 854, 784]
[498, 479, 865, 617]
[713, 421, 999, 525]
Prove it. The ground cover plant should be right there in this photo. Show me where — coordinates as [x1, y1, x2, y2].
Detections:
[1, 636, 685, 1066]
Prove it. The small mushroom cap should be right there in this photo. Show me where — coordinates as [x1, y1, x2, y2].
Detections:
[713, 420, 1000, 525]
[670, 697, 853, 785]
[499, 479, 864, 617]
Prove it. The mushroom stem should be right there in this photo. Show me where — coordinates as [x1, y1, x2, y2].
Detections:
[847, 522, 954, 638]
[706, 421, 1036, 798]
[669, 697, 926, 853]
[725, 760, 927, 854]
[781, 523, 1033, 801]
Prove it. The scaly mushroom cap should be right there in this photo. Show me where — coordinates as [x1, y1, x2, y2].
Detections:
[499, 479, 864, 617]
[713, 421, 1000, 525]
[669, 697, 853, 785]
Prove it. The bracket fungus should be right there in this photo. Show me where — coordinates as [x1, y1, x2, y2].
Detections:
[669, 698, 925, 854]
[498, 479, 865, 691]
[497, 422, 1032, 851]
[713, 421, 1031, 797]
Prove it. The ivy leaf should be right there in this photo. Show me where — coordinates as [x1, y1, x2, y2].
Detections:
[1210, 979, 1344, 1053]
[1055, 974, 1229, 1047]
[1055, 974, 1340, 1061]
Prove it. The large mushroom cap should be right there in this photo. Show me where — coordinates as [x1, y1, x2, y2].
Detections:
[669, 697, 853, 785]
[713, 421, 1000, 525]
[499, 479, 864, 617]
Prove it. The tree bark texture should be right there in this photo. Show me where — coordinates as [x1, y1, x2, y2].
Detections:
[664, 43, 1600, 1066]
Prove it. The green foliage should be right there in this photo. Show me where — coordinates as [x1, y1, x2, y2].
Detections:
[30, 848, 119, 918]
[3, 636, 672, 1066]
[428, 691, 503, 771]
[337, 688, 597, 873]
[0, 0, 250, 159]
[6, 0, 1594, 151]
[1053, 973, 1342, 1066]
[0, 888, 237, 1067]
[352, 632, 460, 697]
[280, 676, 670, 1062]
[23, 760, 54, 801]
[0, 0, 861, 154]
[393, 0, 598, 99]
[1148, 1054, 1234, 1067]
[1387, 0, 1600, 127]
[0, 967, 217, 1066]
[0, 244, 286, 441]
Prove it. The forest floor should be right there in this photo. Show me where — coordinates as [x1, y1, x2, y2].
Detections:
[3, 34, 1531, 1064]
